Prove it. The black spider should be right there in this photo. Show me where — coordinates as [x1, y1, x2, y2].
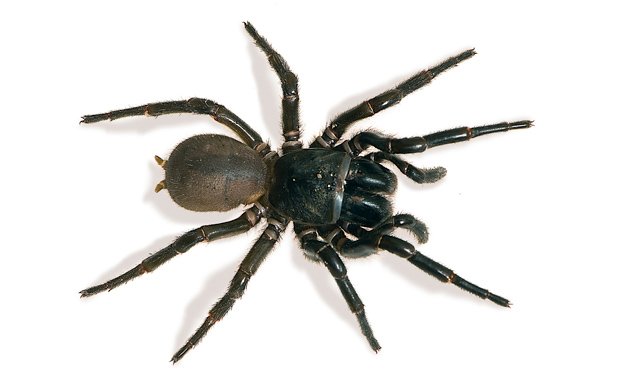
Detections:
[80, 22, 532, 363]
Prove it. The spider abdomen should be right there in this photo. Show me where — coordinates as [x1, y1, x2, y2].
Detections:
[165, 134, 268, 212]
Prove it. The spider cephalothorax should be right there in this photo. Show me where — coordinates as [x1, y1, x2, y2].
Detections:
[81, 21, 532, 363]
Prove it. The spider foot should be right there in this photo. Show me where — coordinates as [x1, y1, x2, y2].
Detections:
[80, 281, 129, 297]
[356, 311, 381, 352]
[171, 317, 217, 364]
[413, 166, 447, 184]
[80, 113, 109, 124]
[400, 216, 429, 244]
[487, 292, 511, 307]
[79, 286, 103, 298]
[171, 341, 195, 364]
[384, 214, 429, 244]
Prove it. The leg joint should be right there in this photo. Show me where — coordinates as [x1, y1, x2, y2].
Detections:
[187, 97, 215, 114]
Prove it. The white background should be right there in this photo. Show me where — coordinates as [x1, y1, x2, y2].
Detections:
[2, 1, 618, 389]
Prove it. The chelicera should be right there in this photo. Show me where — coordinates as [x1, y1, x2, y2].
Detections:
[81, 22, 532, 363]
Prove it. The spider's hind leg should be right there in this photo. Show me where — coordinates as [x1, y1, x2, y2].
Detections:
[81, 98, 267, 151]
[172, 215, 288, 363]
[80, 205, 265, 297]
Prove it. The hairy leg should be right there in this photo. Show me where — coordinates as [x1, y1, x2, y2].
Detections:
[80, 205, 265, 297]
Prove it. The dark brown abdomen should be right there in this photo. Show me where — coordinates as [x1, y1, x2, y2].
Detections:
[165, 134, 267, 212]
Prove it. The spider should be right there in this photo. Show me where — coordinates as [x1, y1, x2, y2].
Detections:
[80, 21, 532, 363]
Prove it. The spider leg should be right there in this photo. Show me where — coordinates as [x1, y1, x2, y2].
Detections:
[311, 49, 476, 148]
[81, 98, 268, 152]
[367, 152, 447, 184]
[379, 235, 510, 307]
[80, 205, 265, 297]
[244, 22, 301, 153]
[316, 214, 427, 259]
[296, 225, 381, 351]
[354, 213, 429, 244]
[331, 223, 509, 305]
[339, 120, 532, 184]
[171, 215, 288, 364]
[345, 121, 533, 155]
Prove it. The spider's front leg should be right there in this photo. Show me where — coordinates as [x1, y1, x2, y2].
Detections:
[337, 221, 511, 307]
[347, 121, 533, 155]
[80, 205, 266, 297]
[379, 235, 511, 306]
[311, 49, 476, 148]
[337, 221, 510, 307]
[316, 214, 429, 259]
[340, 120, 533, 184]
[296, 224, 381, 351]
[172, 215, 288, 363]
